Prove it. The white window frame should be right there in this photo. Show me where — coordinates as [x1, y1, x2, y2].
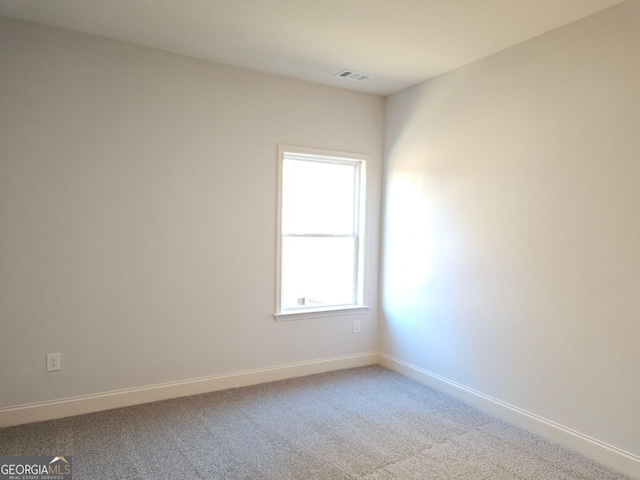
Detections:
[274, 144, 369, 321]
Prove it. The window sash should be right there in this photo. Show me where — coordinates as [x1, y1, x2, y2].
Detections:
[275, 145, 367, 316]
[282, 158, 359, 236]
[281, 235, 359, 310]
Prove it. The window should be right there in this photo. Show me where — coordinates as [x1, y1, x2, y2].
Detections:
[275, 145, 368, 319]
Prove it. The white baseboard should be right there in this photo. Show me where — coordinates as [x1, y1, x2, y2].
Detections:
[378, 353, 640, 479]
[0, 352, 378, 429]
[3, 351, 638, 479]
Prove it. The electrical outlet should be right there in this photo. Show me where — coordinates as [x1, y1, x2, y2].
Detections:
[353, 319, 361, 334]
[47, 353, 61, 372]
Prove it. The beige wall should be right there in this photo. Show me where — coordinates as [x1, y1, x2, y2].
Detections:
[382, 0, 640, 458]
[0, 18, 383, 407]
[2, 1, 639, 467]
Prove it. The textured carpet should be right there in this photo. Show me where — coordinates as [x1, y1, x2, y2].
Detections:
[0, 365, 634, 479]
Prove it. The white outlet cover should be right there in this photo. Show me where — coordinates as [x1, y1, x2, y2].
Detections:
[47, 353, 61, 372]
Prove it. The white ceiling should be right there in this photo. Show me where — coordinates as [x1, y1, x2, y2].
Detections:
[0, 0, 627, 96]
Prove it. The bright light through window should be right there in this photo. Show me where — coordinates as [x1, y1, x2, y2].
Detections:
[276, 146, 367, 315]
[283, 160, 356, 234]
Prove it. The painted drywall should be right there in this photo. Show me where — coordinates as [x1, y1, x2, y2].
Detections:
[0, 18, 383, 408]
[382, 0, 639, 459]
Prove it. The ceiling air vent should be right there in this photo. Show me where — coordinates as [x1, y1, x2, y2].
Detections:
[335, 69, 373, 82]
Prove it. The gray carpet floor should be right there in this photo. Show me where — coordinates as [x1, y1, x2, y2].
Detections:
[0, 365, 634, 479]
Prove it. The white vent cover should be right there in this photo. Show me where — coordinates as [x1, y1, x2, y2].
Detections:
[334, 69, 373, 82]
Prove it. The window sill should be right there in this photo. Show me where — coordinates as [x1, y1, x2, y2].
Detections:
[273, 305, 370, 322]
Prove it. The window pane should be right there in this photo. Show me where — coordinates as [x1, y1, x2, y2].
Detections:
[281, 236, 356, 309]
[282, 159, 356, 234]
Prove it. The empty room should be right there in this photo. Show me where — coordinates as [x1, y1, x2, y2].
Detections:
[1, 1, 638, 479]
